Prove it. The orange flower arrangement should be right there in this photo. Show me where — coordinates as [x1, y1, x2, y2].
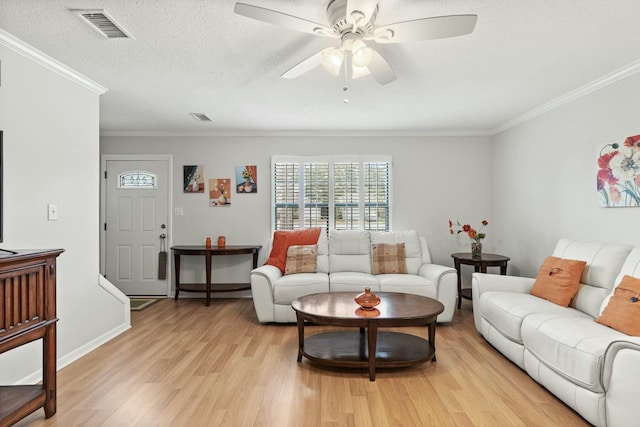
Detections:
[449, 219, 488, 242]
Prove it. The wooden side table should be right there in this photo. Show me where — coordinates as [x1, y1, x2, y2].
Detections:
[451, 252, 510, 309]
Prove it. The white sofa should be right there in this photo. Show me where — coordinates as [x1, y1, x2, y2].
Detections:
[472, 238, 640, 427]
[251, 229, 457, 323]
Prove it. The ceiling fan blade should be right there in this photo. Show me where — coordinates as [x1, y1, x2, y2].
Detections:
[234, 3, 337, 37]
[370, 14, 477, 44]
[367, 50, 396, 84]
[346, 0, 378, 28]
[281, 48, 333, 79]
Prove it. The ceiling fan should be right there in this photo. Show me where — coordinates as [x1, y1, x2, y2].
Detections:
[234, 0, 477, 85]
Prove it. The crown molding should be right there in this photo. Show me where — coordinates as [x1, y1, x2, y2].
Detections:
[493, 58, 640, 135]
[0, 28, 107, 95]
[100, 129, 494, 138]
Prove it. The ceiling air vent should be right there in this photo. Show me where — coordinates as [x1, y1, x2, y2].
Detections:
[71, 9, 133, 39]
[190, 113, 213, 122]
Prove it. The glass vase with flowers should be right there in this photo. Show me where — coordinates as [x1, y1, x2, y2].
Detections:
[449, 219, 488, 259]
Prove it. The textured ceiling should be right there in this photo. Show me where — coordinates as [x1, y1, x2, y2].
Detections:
[2, 0, 640, 134]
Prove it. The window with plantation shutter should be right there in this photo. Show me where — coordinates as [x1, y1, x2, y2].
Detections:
[272, 155, 392, 232]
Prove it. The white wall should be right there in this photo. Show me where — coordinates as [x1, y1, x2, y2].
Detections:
[101, 134, 494, 285]
[493, 72, 640, 277]
[0, 31, 128, 384]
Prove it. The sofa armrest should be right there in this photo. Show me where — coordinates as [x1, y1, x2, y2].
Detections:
[418, 263, 457, 322]
[250, 265, 282, 322]
[251, 264, 282, 286]
[602, 338, 640, 427]
[472, 273, 535, 298]
[471, 273, 535, 332]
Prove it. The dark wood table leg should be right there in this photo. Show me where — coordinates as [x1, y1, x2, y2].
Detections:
[367, 322, 377, 381]
[500, 262, 507, 275]
[43, 324, 56, 417]
[454, 258, 462, 309]
[296, 313, 304, 362]
[174, 252, 181, 300]
[428, 320, 437, 362]
[252, 250, 259, 269]
[205, 252, 212, 306]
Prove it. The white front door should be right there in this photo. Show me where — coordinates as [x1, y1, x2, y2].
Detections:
[104, 159, 170, 296]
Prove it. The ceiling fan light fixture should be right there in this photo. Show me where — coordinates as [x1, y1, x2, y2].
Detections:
[351, 40, 373, 67]
[351, 63, 370, 79]
[321, 48, 344, 76]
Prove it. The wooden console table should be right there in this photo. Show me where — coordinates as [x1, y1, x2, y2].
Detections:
[0, 248, 64, 426]
[171, 245, 261, 306]
[451, 252, 510, 309]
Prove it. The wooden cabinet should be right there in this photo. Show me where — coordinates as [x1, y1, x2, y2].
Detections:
[0, 249, 64, 426]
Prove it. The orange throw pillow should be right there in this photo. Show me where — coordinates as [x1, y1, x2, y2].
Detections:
[596, 275, 640, 336]
[530, 256, 587, 307]
[264, 228, 322, 274]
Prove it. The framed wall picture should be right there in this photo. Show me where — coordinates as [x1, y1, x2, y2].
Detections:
[209, 178, 231, 206]
[597, 135, 640, 207]
[183, 165, 204, 193]
[236, 165, 257, 193]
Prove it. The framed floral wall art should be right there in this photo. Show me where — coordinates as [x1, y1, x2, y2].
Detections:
[236, 165, 257, 193]
[597, 134, 640, 207]
[209, 178, 231, 206]
[183, 165, 204, 193]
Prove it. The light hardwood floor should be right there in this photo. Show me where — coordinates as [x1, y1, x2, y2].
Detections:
[17, 297, 588, 427]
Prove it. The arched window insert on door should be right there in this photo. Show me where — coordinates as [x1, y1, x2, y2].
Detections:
[118, 171, 157, 189]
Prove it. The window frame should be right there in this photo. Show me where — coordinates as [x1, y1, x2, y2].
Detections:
[271, 155, 392, 233]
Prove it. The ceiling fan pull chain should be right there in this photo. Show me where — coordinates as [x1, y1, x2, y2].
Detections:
[342, 57, 350, 103]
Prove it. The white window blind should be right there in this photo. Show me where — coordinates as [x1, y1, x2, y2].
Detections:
[272, 156, 391, 231]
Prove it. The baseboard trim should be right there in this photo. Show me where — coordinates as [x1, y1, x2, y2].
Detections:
[16, 322, 131, 385]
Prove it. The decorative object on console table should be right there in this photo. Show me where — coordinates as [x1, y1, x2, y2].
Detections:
[449, 219, 488, 259]
[355, 287, 381, 310]
[596, 134, 640, 207]
[0, 249, 64, 426]
[217, 236, 226, 248]
[451, 252, 510, 309]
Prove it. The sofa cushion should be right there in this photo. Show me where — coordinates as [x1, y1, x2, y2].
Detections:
[329, 230, 372, 273]
[378, 274, 436, 298]
[479, 291, 589, 344]
[602, 247, 640, 313]
[596, 275, 640, 336]
[265, 228, 322, 273]
[530, 256, 587, 307]
[522, 314, 628, 393]
[370, 230, 422, 274]
[552, 239, 632, 317]
[284, 245, 317, 275]
[371, 243, 407, 274]
[329, 272, 379, 292]
[316, 231, 329, 274]
[272, 273, 329, 304]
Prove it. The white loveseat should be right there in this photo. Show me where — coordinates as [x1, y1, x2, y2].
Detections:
[472, 238, 640, 427]
[250, 229, 457, 323]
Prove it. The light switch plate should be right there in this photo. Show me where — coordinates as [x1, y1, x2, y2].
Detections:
[48, 204, 58, 220]
[174, 207, 183, 216]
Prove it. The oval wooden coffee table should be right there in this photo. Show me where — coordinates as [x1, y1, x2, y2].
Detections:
[291, 292, 445, 381]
